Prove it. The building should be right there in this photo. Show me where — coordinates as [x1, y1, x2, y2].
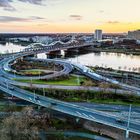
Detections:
[32, 36, 53, 44]
[94, 29, 102, 41]
[128, 30, 140, 40]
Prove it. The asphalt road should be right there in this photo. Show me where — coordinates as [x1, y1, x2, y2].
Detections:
[1, 82, 140, 134]
[0, 41, 140, 135]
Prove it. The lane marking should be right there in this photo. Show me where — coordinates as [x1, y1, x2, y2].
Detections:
[89, 115, 95, 120]
[76, 111, 82, 116]
[82, 113, 89, 118]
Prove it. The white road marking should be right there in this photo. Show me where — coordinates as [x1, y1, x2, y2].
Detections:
[76, 111, 82, 116]
[89, 115, 95, 120]
[82, 113, 89, 118]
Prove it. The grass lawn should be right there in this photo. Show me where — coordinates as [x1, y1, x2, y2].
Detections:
[20, 69, 46, 75]
[65, 97, 140, 106]
[14, 75, 86, 86]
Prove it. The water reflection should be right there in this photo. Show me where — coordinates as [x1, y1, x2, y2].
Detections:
[0, 43, 24, 54]
[37, 51, 140, 72]
[66, 52, 140, 72]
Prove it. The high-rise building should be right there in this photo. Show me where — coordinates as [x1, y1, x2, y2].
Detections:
[94, 29, 102, 41]
[128, 30, 140, 40]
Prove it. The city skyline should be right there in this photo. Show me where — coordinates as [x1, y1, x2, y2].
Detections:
[0, 0, 140, 33]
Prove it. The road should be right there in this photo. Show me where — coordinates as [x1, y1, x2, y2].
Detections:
[0, 82, 140, 135]
[0, 41, 140, 135]
[3, 55, 140, 94]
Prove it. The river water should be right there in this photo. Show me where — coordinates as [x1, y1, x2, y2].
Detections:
[66, 52, 140, 73]
[0, 43, 140, 73]
[0, 43, 24, 53]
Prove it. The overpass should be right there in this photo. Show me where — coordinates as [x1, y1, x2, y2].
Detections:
[0, 76, 140, 136]
[2, 54, 140, 94]
[0, 40, 140, 137]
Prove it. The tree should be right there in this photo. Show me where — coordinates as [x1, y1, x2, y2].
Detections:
[99, 82, 110, 92]
[0, 108, 42, 140]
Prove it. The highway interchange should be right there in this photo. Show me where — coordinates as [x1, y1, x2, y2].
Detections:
[0, 40, 140, 135]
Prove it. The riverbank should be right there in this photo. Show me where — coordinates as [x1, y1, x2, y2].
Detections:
[91, 48, 140, 55]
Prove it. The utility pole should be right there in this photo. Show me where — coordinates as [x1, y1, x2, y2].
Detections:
[30, 77, 32, 88]
[14, 70, 16, 78]
[34, 90, 36, 101]
[76, 49, 80, 85]
[126, 104, 132, 139]
[39, 70, 40, 79]
[6, 80, 8, 89]
[43, 87, 45, 96]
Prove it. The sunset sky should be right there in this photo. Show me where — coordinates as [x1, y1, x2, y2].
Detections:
[0, 0, 140, 33]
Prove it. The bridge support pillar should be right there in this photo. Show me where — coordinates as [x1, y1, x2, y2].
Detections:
[38, 106, 41, 110]
[76, 118, 80, 123]
[47, 53, 61, 59]
[125, 129, 129, 139]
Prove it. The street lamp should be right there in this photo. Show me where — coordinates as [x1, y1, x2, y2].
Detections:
[34, 90, 36, 101]
[43, 87, 45, 96]
[30, 77, 33, 88]
[76, 49, 80, 85]
[126, 104, 132, 139]
[13, 70, 16, 78]
[5, 79, 8, 89]
[39, 70, 40, 79]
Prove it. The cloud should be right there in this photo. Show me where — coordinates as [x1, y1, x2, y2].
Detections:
[0, 16, 45, 22]
[18, 0, 44, 5]
[0, 0, 16, 11]
[69, 15, 83, 20]
[106, 21, 120, 24]
[0, 0, 12, 7]
[30, 16, 45, 20]
[0, 0, 45, 11]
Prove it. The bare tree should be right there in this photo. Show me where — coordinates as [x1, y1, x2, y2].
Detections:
[0, 107, 50, 140]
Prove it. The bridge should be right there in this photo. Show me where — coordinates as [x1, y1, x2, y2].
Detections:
[23, 40, 93, 54]
[0, 40, 140, 137]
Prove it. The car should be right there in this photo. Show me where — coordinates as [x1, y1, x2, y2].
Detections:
[116, 118, 125, 124]
[35, 96, 40, 100]
[83, 69, 87, 73]
[9, 86, 14, 90]
[51, 102, 57, 106]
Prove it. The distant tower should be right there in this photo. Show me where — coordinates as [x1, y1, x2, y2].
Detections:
[94, 29, 102, 41]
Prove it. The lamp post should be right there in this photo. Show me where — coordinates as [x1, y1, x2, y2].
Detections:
[126, 104, 132, 139]
[30, 77, 33, 89]
[5, 79, 8, 89]
[43, 87, 45, 96]
[14, 70, 16, 78]
[39, 70, 40, 79]
[76, 49, 80, 85]
[34, 90, 36, 101]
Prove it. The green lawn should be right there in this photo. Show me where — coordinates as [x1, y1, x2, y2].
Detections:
[15, 75, 86, 86]
[20, 69, 46, 75]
